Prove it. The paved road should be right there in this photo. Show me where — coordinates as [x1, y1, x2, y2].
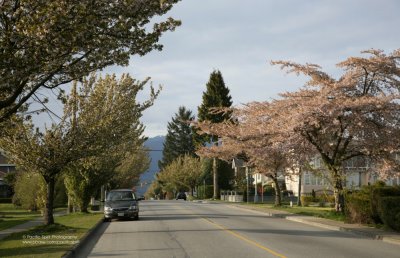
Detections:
[79, 200, 400, 258]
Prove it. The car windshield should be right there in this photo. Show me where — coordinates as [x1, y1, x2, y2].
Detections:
[106, 191, 135, 201]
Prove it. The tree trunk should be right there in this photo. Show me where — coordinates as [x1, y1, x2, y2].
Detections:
[80, 203, 89, 213]
[80, 192, 91, 213]
[297, 168, 302, 206]
[44, 177, 55, 225]
[67, 195, 73, 214]
[333, 174, 345, 212]
[272, 177, 282, 206]
[213, 157, 219, 199]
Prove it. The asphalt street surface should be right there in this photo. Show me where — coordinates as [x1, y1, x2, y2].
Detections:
[77, 200, 400, 258]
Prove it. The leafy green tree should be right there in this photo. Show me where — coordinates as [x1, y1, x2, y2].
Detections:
[1, 122, 76, 224]
[157, 155, 203, 196]
[0, 73, 159, 224]
[159, 106, 195, 169]
[145, 180, 163, 200]
[111, 148, 150, 189]
[13, 172, 46, 211]
[63, 74, 156, 212]
[196, 70, 233, 198]
[0, 0, 180, 122]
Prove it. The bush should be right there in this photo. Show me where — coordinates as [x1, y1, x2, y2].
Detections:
[377, 196, 400, 231]
[318, 194, 335, 203]
[301, 196, 316, 206]
[263, 185, 274, 196]
[198, 185, 213, 199]
[344, 185, 400, 227]
[13, 172, 46, 211]
[54, 176, 68, 208]
[345, 193, 373, 224]
[370, 186, 400, 223]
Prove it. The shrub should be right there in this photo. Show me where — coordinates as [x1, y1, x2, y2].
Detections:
[263, 185, 274, 196]
[13, 172, 46, 211]
[54, 176, 68, 208]
[301, 196, 315, 206]
[198, 185, 213, 199]
[377, 196, 400, 231]
[345, 193, 373, 224]
[371, 186, 400, 223]
[318, 194, 335, 203]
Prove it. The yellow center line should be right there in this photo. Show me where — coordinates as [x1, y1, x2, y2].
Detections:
[202, 217, 287, 258]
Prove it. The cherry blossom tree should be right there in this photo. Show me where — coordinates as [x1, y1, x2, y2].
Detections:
[194, 105, 305, 206]
[269, 49, 400, 211]
[195, 49, 400, 211]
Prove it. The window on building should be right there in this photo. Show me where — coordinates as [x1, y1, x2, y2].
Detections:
[304, 173, 310, 185]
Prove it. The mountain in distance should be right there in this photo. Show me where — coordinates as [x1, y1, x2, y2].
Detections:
[135, 135, 165, 196]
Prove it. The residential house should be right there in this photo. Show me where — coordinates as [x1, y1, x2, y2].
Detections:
[0, 151, 16, 179]
[0, 151, 15, 197]
[285, 156, 400, 197]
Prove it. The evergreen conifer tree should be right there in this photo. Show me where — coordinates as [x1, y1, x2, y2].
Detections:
[159, 106, 195, 169]
[198, 70, 233, 127]
[196, 70, 233, 199]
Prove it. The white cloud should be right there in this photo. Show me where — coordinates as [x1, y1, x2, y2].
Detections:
[35, 0, 400, 137]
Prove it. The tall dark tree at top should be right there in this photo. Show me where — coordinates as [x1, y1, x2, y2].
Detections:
[198, 70, 233, 128]
[197, 70, 233, 199]
[159, 106, 195, 170]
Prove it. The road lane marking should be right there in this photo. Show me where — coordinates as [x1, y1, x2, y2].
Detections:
[202, 217, 287, 258]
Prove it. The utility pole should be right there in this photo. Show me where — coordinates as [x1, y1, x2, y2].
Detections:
[246, 167, 249, 204]
[213, 157, 219, 199]
[67, 82, 78, 214]
[297, 167, 302, 206]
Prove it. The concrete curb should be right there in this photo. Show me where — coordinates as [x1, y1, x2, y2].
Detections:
[228, 203, 400, 246]
[286, 216, 400, 245]
[62, 218, 104, 258]
[285, 216, 343, 232]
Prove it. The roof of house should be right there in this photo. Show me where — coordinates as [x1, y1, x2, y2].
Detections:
[232, 158, 245, 168]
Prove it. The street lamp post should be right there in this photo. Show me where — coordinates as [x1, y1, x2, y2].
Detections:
[246, 167, 249, 204]
[254, 174, 258, 203]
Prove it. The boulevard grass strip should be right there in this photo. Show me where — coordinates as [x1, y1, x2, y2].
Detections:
[0, 212, 103, 258]
[0, 203, 41, 231]
[240, 203, 346, 221]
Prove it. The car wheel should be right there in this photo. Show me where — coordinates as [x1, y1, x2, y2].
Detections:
[104, 217, 111, 222]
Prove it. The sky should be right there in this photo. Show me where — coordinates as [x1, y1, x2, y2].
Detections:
[36, 0, 400, 137]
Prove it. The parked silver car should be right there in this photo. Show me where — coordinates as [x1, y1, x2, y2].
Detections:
[104, 189, 139, 222]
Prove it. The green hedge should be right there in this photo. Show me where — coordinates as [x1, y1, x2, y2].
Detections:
[345, 193, 373, 224]
[377, 196, 400, 231]
[371, 186, 400, 223]
[301, 196, 316, 206]
[318, 195, 335, 203]
[301, 195, 335, 207]
[197, 185, 213, 199]
[344, 185, 400, 231]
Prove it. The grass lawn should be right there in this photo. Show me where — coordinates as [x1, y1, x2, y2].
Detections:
[0, 212, 103, 258]
[239, 203, 346, 221]
[0, 204, 41, 231]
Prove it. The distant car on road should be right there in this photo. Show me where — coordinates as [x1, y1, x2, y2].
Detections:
[176, 192, 187, 200]
[104, 189, 140, 222]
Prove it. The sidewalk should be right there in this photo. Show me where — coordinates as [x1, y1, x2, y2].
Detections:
[0, 210, 67, 241]
[228, 203, 400, 246]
